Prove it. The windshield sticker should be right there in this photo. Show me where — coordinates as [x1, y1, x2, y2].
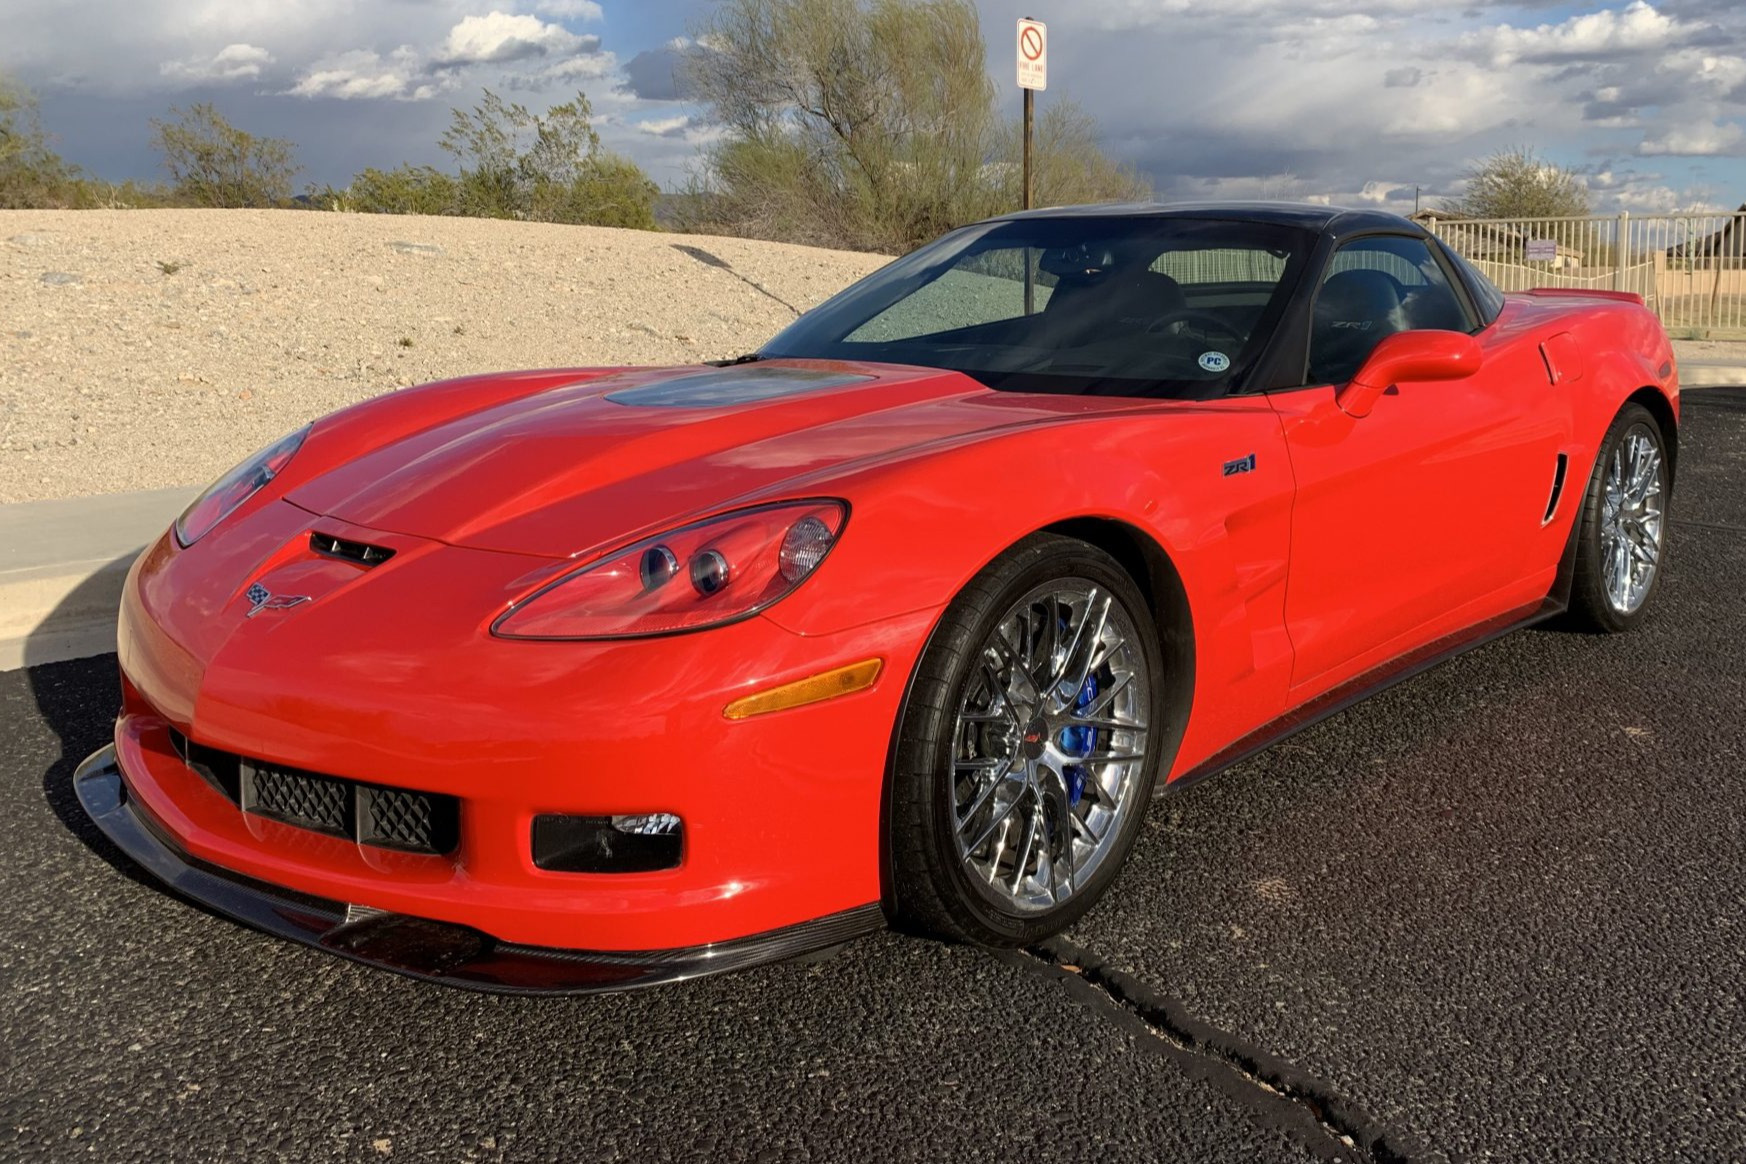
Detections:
[1198, 351, 1231, 373]
[606, 366, 874, 409]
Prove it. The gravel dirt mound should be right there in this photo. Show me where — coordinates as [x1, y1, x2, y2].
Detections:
[0, 210, 888, 503]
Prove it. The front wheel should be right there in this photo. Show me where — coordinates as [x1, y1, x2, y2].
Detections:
[1566, 403, 1670, 633]
[888, 535, 1166, 945]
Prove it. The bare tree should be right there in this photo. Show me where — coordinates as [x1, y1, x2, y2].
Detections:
[1445, 146, 1590, 220]
[684, 0, 1148, 251]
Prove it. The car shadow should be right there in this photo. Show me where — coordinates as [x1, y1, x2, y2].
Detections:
[23, 559, 160, 889]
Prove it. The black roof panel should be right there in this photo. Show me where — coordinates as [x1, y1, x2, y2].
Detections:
[985, 200, 1418, 237]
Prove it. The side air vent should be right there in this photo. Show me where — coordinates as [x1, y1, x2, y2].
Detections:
[1543, 453, 1569, 524]
[310, 531, 396, 566]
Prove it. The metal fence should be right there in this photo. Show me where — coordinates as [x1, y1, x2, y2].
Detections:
[1420, 210, 1746, 339]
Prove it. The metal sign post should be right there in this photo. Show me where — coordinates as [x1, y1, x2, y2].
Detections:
[1017, 18, 1046, 314]
[1017, 18, 1047, 213]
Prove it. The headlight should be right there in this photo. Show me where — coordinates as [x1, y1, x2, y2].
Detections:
[492, 500, 848, 641]
[174, 426, 310, 547]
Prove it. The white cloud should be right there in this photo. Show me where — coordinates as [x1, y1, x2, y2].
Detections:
[1459, 0, 1682, 67]
[1637, 122, 1746, 156]
[159, 42, 273, 83]
[435, 12, 586, 66]
[1082, 0, 1460, 30]
[5, 0, 1745, 209]
[537, 52, 618, 83]
[531, 0, 603, 19]
[637, 115, 690, 136]
[289, 49, 423, 100]
[628, 114, 727, 147]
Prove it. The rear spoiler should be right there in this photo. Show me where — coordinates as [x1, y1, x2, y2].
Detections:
[1521, 287, 1645, 307]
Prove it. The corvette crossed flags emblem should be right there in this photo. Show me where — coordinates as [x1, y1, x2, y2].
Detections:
[245, 582, 312, 618]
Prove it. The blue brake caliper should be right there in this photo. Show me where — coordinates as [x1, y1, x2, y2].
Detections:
[1059, 674, 1098, 806]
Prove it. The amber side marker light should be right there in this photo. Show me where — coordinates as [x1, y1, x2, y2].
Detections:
[724, 659, 884, 720]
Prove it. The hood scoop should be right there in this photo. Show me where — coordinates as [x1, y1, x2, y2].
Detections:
[604, 365, 874, 409]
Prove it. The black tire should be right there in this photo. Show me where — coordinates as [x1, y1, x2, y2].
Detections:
[1564, 402, 1671, 633]
[887, 533, 1167, 945]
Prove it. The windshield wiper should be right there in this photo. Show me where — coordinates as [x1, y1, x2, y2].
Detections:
[706, 352, 767, 367]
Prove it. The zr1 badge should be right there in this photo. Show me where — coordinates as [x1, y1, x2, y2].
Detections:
[1222, 453, 1257, 477]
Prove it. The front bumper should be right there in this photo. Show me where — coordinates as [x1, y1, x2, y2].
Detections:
[76, 745, 884, 994]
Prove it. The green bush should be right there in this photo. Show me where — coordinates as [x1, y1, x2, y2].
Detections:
[341, 166, 462, 216]
[330, 89, 660, 230]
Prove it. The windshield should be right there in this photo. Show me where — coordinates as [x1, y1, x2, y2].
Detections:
[761, 215, 1313, 397]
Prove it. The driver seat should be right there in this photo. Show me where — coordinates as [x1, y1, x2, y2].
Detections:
[1101, 270, 1188, 327]
[1310, 269, 1409, 384]
[1043, 269, 1187, 347]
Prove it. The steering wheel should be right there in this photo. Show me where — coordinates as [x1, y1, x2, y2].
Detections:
[1146, 310, 1245, 345]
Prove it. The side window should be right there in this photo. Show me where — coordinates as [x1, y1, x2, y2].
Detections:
[1309, 236, 1472, 384]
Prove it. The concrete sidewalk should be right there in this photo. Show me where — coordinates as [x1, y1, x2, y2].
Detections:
[0, 488, 193, 671]
[1679, 361, 1746, 388]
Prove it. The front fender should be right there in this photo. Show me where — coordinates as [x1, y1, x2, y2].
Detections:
[765, 398, 1300, 778]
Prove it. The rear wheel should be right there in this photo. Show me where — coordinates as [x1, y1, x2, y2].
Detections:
[888, 534, 1166, 945]
[1566, 403, 1669, 633]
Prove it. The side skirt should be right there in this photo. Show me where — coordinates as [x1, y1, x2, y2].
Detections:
[1166, 592, 1565, 794]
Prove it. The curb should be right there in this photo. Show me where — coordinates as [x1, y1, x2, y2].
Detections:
[0, 488, 194, 672]
[1680, 363, 1746, 388]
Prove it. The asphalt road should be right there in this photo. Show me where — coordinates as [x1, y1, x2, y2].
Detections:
[6, 391, 1746, 1163]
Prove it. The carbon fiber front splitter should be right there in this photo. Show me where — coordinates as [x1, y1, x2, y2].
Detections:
[74, 745, 885, 995]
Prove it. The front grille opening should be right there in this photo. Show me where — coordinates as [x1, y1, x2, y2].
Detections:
[166, 728, 457, 856]
[532, 814, 683, 873]
[242, 762, 352, 839]
[360, 785, 460, 854]
[169, 726, 241, 802]
[310, 531, 396, 566]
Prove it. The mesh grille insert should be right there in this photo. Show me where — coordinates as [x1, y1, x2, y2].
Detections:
[360, 785, 459, 854]
[167, 731, 459, 856]
[247, 765, 351, 836]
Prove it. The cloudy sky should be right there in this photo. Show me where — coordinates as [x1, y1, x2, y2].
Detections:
[4, 0, 1745, 216]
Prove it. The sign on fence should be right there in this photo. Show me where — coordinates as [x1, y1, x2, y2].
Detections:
[1525, 239, 1558, 262]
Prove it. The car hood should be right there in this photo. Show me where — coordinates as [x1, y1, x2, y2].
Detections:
[286, 359, 1121, 559]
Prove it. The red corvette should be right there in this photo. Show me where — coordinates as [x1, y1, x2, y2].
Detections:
[77, 203, 1677, 992]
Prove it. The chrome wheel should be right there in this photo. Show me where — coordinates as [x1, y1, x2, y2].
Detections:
[950, 581, 1151, 914]
[1600, 424, 1665, 615]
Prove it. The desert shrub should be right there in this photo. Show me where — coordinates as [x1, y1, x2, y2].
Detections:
[0, 76, 82, 208]
[343, 166, 462, 216]
[150, 103, 301, 208]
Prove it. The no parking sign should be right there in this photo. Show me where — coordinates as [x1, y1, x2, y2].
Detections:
[1018, 18, 1047, 91]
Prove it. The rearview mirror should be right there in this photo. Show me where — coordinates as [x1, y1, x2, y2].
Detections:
[1338, 330, 1483, 418]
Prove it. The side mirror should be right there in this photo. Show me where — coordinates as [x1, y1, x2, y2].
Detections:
[1337, 330, 1483, 418]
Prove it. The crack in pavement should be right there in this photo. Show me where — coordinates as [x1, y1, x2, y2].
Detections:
[999, 937, 1448, 1164]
